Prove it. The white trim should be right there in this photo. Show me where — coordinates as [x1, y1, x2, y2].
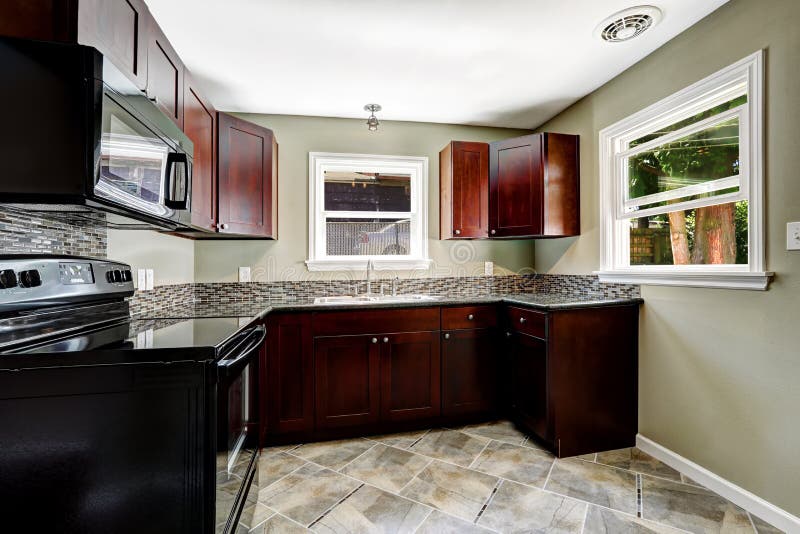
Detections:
[597, 270, 773, 290]
[307, 152, 430, 272]
[598, 51, 767, 288]
[636, 434, 800, 532]
[622, 176, 740, 212]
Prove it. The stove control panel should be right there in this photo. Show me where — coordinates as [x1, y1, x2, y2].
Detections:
[0, 256, 135, 312]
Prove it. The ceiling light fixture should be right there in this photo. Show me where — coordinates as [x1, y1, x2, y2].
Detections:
[595, 6, 662, 43]
[364, 104, 381, 131]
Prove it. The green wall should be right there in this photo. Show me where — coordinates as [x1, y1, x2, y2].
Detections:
[535, 0, 800, 515]
[193, 115, 535, 282]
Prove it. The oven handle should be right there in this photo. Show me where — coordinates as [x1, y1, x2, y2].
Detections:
[217, 325, 265, 379]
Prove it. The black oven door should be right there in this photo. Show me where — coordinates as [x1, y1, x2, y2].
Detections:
[215, 324, 265, 533]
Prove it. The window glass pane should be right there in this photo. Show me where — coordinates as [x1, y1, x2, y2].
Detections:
[627, 117, 740, 205]
[630, 94, 746, 147]
[628, 200, 748, 265]
[326, 218, 410, 256]
[324, 171, 411, 212]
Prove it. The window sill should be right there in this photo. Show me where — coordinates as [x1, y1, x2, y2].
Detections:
[596, 270, 774, 291]
[306, 258, 433, 272]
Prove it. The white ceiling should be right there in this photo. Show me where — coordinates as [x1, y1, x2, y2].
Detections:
[145, 0, 728, 129]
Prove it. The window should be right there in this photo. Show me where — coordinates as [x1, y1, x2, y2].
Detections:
[307, 152, 431, 271]
[598, 51, 771, 290]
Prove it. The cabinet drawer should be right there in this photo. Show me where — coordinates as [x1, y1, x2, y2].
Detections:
[312, 307, 440, 336]
[442, 305, 497, 330]
[507, 307, 546, 339]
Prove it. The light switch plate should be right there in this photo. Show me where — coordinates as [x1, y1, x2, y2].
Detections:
[145, 269, 154, 290]
[788, 222, 800, 250]
[238, 266, 252, 283]
[484, 261, 494, 276]
[137, 269, 147, 290]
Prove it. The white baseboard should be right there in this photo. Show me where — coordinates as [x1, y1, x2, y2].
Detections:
[636, 434, 800, 533]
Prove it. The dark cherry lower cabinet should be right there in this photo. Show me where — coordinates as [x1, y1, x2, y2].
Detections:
[262, 303, 639, 457]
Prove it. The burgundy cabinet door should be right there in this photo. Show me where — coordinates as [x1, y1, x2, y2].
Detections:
[266, 313, 314, 435]
[509, 331, 550, 443]
[441, 329, 497, 417]
[315, 335, 381, 429]
[183, 74, 216, 231]
[0, 1, 77, 42]
[489, 134, 543, 237]
[217, 112, 278, 238]
[380, 331, 441, 422]
[145, 19, 183, 128]
[440, 141, 489, 239]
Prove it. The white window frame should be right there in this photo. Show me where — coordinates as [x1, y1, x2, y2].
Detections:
[306, 152, 432, 272]
[597, 51, 772, 290]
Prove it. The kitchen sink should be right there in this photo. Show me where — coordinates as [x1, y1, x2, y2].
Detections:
[313, 294, 444, 305]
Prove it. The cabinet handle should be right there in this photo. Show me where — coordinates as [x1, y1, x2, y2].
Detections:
[454, 229, 461, 235]
[467, 314, 474, 320]
[444, 333, 450, 340]
[383, 337, 389, 343]
[148, 96, 158, 104]
[490, 229, 496, 235]
[519, 317, 526, 324]
[371, 337, 378, 344]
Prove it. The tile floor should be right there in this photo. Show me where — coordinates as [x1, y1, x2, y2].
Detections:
[235, 420, 784, 534]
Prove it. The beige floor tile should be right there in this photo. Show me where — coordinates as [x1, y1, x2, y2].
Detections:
[595, 447, 682, 482]
[545, 458, 638, 514]
[460, 420, 528, 445]
[583, 505, 687, 533]
[750, 514, 785, 534]
[367, 429, 429, 449]
[253, 513, 310, 533]
[340, 443, 431, 492]
[414, 510, 494, 533]
[257, 463, 360, 526]
[291, 438, 375, 470]
[478, 480, 587, 533]
[400, 460, 498, 521]
[312, 484, 430, 533]
[238, 503, 274, 531]
[471, 440, 554, 487]
[409, 428, 490, 466]
[641, 476, 754, 533]
[257, 452, 307, 489]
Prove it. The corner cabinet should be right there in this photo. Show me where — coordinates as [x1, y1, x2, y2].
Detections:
[439, 133, 579, 240]
[217, 113, 278, 238]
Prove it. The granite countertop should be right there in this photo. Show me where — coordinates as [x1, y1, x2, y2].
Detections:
[135, 293, 642, 321]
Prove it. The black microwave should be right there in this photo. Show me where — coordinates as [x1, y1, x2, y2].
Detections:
[0, 37, 193, 229]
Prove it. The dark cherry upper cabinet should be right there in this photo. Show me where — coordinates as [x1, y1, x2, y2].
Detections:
[442, 328, 497, 417]
[0, 1, 78, 42]
[145, 17, 183, 128]
[217, 112, 278, 238]
[77, 0, 148, 90]
[380, 331, 441, 422]
[489, 133, 579, 238]
[440, 141, 489, 239]
[315, 335, 381, 429]
[183, 73, 217, 231]
[265, 313, 314, 436]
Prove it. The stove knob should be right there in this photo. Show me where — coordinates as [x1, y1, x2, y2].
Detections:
[121, 270, 133, 283]
[18, 269, 42, 288]
[0, 269, 17, 289]
[106, 271, 115, 283]
[112, 270, 123, 283]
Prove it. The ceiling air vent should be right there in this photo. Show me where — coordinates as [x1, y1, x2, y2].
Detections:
[595, 6, 663, 42]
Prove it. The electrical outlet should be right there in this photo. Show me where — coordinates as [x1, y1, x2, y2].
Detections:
[484, 261, 494, 276]
[145, 269, 154, 291]
[788, 222, 800, 251]
[137, 269, 147, 290]
[238, 266, 252, 283]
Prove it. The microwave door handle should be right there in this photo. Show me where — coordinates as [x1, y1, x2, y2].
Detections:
[164, 152, 189, 210]
[217, 326, 266, 379]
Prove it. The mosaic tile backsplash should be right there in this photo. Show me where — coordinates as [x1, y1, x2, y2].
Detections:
[128, 274, 640, 316]
[0, 206, 107, 257]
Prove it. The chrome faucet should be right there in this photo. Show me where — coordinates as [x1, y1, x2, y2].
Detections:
[391, 276, 399, 296]
[365, 259, 374, 296]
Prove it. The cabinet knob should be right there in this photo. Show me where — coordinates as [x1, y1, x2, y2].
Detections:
[383, 337, 389, 343]
[490, 229, 496, 235]
[519, 317, 526, 324]
[371, 337, 378, 344]
[454, 229, 461, 235]
[506, 331, 512, 338]
[217, 222, 229, 230]
[444, 333, 450, 340]
[467, 314, 474, 321]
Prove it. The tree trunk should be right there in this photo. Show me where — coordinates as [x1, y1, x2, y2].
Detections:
[668, 210, 691, 265]
[691, 203, 736, 264]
